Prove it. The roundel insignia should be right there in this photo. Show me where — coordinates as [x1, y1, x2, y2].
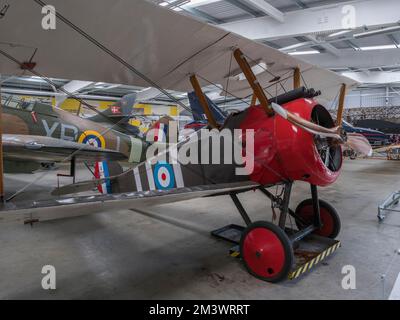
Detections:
[154, 162, 175, 190]
[78, 130, 106, 148]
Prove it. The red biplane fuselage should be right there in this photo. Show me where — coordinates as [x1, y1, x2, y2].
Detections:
[240, 98, 342, 187]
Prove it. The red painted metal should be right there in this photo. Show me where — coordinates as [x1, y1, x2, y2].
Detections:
[242, 227, 286, 278]
[239, 98, 342, 187]
[296, 204, 334, 237]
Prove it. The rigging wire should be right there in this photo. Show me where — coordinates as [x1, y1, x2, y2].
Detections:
[195, 74, 250, 106]
[3, 0, 305, 202]
[32, 0, 208, 121]
[241, 52, 287, 94]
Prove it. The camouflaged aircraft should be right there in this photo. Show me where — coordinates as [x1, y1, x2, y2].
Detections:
[1, 94, 146, 173]
[82, 93, 142, 137]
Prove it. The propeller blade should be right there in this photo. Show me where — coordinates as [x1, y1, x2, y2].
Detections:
[270, 102, 342, 140]
[271, 103, 372, 156]
[345, 133, 373, 157]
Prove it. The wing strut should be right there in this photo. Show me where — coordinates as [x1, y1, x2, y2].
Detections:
[233, 49, 274, 116]
[336, 84, 347, 127]
[250, 94, 258, 106]
[189, 74, 219, 129]
[293, 67, 301, 89]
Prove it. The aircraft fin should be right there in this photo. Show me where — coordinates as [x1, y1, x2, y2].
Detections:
[86, 93, 137, 123]
[93, 161, 124, 194]
[187, 91, 227, 123]
[145, 116, 174, 143]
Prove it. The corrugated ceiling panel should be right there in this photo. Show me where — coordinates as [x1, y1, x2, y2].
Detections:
[196, 0, 253, 20]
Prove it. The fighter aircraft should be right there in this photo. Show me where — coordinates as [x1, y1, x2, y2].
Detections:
[342, 120, 390, 147]
[0, 0, 372, 282]
[1, 94, 146, 173]
[82, 93, 142, 137]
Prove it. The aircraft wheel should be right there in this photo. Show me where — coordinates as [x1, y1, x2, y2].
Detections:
[295, 199, 341, 239]
[240, 221, 293, 282]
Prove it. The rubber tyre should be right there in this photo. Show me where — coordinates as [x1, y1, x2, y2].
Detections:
[295, 199, 341, 239]
[240, 221, 293, 283]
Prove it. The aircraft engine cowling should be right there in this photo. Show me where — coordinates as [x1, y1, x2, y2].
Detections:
[239, 98, 342, 187]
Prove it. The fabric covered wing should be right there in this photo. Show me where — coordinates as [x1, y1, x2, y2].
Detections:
[0, 0, 357, 102]
[0, 182, 258, 221]
[2, 134, 126, 162]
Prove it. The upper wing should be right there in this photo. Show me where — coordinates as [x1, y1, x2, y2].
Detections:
[0, 0, 357, 102]
[3, 134, 126, 162]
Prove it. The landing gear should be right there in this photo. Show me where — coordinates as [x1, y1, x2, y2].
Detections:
[240, 221, 293, 282]
[217, 182, 341, 282]
[295, 199, 341, 239]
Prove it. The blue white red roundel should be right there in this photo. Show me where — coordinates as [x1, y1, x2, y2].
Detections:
[154, 162, 175, 189]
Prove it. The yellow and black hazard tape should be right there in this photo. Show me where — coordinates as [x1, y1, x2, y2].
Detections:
[288, 241, 341, 280]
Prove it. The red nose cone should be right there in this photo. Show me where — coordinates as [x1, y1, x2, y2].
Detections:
[239, 98, 342, 187]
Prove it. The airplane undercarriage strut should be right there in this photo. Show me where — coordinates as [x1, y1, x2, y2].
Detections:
[229, 183, 323, 244]
[217, 182, 341, 282]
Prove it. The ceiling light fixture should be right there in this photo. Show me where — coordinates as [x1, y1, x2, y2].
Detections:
[288, 50, 320, 56]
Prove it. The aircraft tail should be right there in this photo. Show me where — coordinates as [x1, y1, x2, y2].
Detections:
[88, 93, 137, 124]
[104, 92, 137, 121]
[93, 161, 124, 194]
[145, 116, 174, 143]
[187, 91, 227, 123]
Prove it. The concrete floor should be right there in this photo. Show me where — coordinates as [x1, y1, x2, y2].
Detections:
[1, 159, 400, 299]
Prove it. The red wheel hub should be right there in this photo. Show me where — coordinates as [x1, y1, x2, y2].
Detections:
[242, 227, 286, 278]
[297, 205, 334, 237]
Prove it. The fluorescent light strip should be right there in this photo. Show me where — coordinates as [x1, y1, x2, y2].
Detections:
[288, 50, 320, 55]
[328, 30, 353, 38]
[360, 45, 397, 51]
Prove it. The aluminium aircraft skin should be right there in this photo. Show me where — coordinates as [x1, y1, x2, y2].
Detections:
[1, 97, 146, 173]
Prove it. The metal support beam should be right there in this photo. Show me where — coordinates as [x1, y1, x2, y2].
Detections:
[182, 6, 224, 24]
[279, 182, 292, 229]
[388, 34, 400, 48]
[225, 0, 263, 17]
[221, 0, 400, 40]
[336, 83, 346, 127]
[189, 74, 218, 129]
[304, 35, 342, 57]
[230, 193, 252, 226]
[311, 184, 322, 228]
[56, 80, 92, 107]
[242, 0, 284, 23]
[233, 48, 273, 116]
[291, 0, 308, 9]
[289, 225, 317, 243]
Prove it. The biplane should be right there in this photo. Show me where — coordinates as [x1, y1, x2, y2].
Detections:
[0, 0, 373, 282]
